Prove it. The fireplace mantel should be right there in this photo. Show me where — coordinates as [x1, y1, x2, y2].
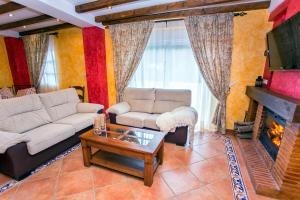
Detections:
[246, 86, 300, 123]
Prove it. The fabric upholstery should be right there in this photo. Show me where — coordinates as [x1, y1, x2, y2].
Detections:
[25, 123, 75, 155]
[144, 114, 160, 130]
[55, 113, 97, 132]
[116, 112, 151, 128]
[0, 87, 14, 99]
[0, 131, 30, 154]
[0, 95, 51, 133]
[16, 87, 36, 97]
[153, 89, 191, 113]
[39, 88, 80, 121]
[109, 21, 154, 102]
[124, 88, 155, 113]
[77, 103, 103, 113]
[106, 102, 130, 115]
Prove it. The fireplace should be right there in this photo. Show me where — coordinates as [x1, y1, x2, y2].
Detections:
[259, 108, 286, 161]
[237, 86, 300, 199]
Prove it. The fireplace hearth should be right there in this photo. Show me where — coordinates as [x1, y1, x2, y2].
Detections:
[259, 108, 286, 160]
[237, 86, 300, 199]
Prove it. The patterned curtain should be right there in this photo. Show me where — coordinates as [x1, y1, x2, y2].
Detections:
[109, 21, 154, 102]
[23, 34, 49, 90]
[184, 13, 234, 134]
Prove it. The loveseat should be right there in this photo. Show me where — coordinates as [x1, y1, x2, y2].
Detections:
[0, 88, 103, 180]
[107, 88, 197, 146]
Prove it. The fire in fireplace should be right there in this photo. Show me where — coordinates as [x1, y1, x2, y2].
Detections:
[259, 108, 286, 160]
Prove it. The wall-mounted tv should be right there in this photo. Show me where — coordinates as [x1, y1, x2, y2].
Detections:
[267, 12, 300, 71]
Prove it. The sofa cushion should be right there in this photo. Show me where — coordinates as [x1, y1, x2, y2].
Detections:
[116, 112, 151, 128]
[124, 88, 155, 113]
[144, 114, 160, 130]
[0, 131, 30, 154]
[55, 113, 97, 132]
[24, 123, 75, 155]
[153, 89, 191, 113]
[0, 95, 52, 133]
[39, 88, 80, 121]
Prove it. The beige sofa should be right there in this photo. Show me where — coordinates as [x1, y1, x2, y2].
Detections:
[0, 88, 103, 179]
[107, 88, 195, 145]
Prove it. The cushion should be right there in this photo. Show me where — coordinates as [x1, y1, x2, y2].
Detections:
[144, 114, 160, 130]
[77, 103, 104, 113]
[107, 102, 131, 115]
[24, 123, 75, 155]
[0, 95, 52, 133]
[55, 113, 97, 132]
[0, 131, 30, 154]
[39, 88, 80, 121]
[116, 112, 152, 128]
[16, 87, 36, 97]
[153, 89, 191, 113]
[0, 87, 14, 99]
[124, 88, 155, 113]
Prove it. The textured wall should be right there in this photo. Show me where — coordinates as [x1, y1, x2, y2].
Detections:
[105, 29, 117, 106]
[0, 37, 13, 88]
[226, 10, 272, 129]
[55, 27, 89, 102]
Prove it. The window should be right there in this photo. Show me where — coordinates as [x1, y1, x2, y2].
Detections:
[40, 36, 58, 92]
[129, 20, 217, 131]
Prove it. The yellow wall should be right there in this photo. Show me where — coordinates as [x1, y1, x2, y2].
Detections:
[0, 37, 13, 88]
[105, 29, 117, 106]
[226, 9, 272, 129]
[55, 27, 89, 102]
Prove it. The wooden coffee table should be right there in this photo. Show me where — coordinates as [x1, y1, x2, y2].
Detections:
[79, 123, 165, 186]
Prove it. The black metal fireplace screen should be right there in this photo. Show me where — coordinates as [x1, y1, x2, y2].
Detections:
[259, 108, 286, 161]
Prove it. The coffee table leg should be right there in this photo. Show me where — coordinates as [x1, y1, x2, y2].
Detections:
[81, 140, 91, 167]
[158, 142, 164, 165]
[144, 155, 153, 186]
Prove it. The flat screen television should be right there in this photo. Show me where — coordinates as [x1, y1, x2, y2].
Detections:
[267, 12, 300, 71]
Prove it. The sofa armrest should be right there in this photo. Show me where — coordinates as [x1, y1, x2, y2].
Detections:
[107, 102, 130, 115]
[0, 131, 29, 154]
[77, 103, 104, 113]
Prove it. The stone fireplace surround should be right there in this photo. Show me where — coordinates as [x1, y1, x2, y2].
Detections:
[237, 86, 300, 199]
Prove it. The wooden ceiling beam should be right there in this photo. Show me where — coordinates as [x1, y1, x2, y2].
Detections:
[19, 23, 75, 36]
[0, 15, 54, 30]
[96, 0, 240, 22]
[0, 2, 25, 15]
[75, 0, 138, 13]
[98, 0, 270, 25]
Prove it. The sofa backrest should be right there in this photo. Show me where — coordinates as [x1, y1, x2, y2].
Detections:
[0, 94, 52, 133]
[153, 89, 191, 114]
[124, 88, 155, 113]
[39, 88, 80, 121]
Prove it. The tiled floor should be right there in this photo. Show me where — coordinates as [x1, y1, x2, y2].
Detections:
[0, 132, 277, 200]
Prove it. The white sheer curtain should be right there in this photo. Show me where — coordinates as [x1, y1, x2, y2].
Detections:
[129, 20, 217, 131]
[39, 36, 58, 93]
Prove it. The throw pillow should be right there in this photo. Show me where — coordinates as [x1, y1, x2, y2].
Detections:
[0, 87, 14, 99]
[16, 87, 37, 97]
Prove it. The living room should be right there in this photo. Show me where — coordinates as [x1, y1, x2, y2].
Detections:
[0, 0, 299, 199]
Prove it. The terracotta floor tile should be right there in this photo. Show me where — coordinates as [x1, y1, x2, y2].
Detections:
[55, 169, 93, 198]
[0, 186, 18, 200]
[174, 148, 205, 165]
[0, 174, 11, 185]
[128, 175, 174, 200]
[95, 182, 135, 200]
[91, 166, 128, 188]
[61, 156, 87, 173]
[67, 149, 83, 159]
[56, 190, 94, 200]
[26, 159, 63, 182]
[12, 178, 56, 200]
[156, 157, 183, 174]
[161, 167, 203, 195]
[189, 157, 229, 184]
[175, 186, 219, 200]
[193, 141, 225, 159]
[207, 177, 233, 200]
